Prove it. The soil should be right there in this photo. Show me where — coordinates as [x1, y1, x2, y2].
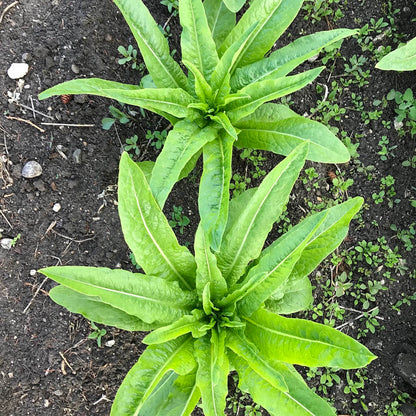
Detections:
[0, 0, 415, 415]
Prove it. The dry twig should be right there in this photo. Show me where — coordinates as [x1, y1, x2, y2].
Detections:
[41, 122, 95, 128]
[0, 1, 18, 26]
[5, 116, 45, 132]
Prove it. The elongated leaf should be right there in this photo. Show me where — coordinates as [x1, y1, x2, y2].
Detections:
[204, 0, 235, 49]
[208, 112, 239, 140]
[226, 331, 288, 391]
[39, 79, 197, 120]
[194, 225, 228, 300]
[211, 23, 257, 101]
[137, 371, 178, 416]
[216, 143, 307, 286]
[195, 332, 229, 416]
[219, 0, 303, 68]
[183, 60, 213, 103]
[223, 187, 257, 237]
[143, 311, 209, 345]
[264, 274, 312, 315]
[41, 266, 197, 325]
[139, 371, 200, 416]
[244, 308, 377, 369]
[198, 134, 234, 251]
[376, 37, 416, 71]
[232, 210, 326, 315]
[113, 0, 188, 90]
[119, 152, 196, 288]
[223, 0, 246, 12]
[150, 121, 219, 208]
[111, 336, 196, 416]
[180, 0, 219, 81]
[234, 102, 350, 163]
[232, 354, 337, 416]
[231, 29, 356, 90]
[226, 67, 324, 122]
[288, 197, 364, 282]
[49, 285, 155, 331]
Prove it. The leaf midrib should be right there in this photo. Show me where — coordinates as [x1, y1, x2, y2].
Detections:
[128, 169, 191, 289]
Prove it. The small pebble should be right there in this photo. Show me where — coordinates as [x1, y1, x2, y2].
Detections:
[53, 390, 63, 397]
[30, 269, 37, 276]
[72, 148, 82, 164]
[105, 33, 112, 42]
[22, 161, 42, 178]
[1, 238, 13, 250]
[22, 53, 32, 62]
[52, 203, 61, 213]
[71, 64, 80, 74]
[7, 63, 29, 79]
[105, 340, 115, 347]
[307, 53, 319, 63]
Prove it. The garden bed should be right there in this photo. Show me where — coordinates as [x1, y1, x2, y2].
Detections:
[0, 0, 415, 415]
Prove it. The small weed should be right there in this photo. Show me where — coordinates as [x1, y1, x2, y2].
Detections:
[124, 135, 140, 156]
[102, 105, 140, 130]
[88, 322, 107, 348]
[10, 233, 21, 247]
[146, 129, 167, 150]
[378, 135, 397, 160]
[169, 206, 190, 234]
[160, 0, 179, 15]
[387, 88, 416, 137]
[118, 45, 145, 72]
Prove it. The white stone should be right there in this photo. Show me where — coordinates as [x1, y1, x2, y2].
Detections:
[52, 203, 61, 212]
[30, 269, 37, 276]
[1, 238, 13, 250]
[105, 340, 115, 347]
[7, 63, 29, 80]
[22, 161, 42, 178]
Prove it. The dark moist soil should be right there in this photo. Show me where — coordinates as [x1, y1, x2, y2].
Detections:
[0, 0, 415, 415]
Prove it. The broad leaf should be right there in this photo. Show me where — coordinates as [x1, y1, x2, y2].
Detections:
[113, 0, 188, 90]
[244, 308, 377, 369]
[139, 372, 200, 416]
[41, 266, 197, 325]
[233, 210, 327, 315]
[150, 121, 218, 208]
[216, 143, 307, 286]
[180, 0, 219, 81]
[39, 79, 197, 120]
[376, 36, 416, 71]
[49, 285, 154, 331]
[232, 354, 337, 416]
[219, 0, 303, 68]
[119, 152, 196, 288]
[198, 134, 234, 251]
[234, 102, 350, 163]
[111, 336, 196, 416]
[194, 225, 228, 300]
[288, 197, 364, 282]
[226, 68, 324, 122]
[231, 28, 356, 90]
[195, 332, 229, 416]
[265, 274, 313, 315]
[204, 0, 235, 49]
[226, 330, 288, 391]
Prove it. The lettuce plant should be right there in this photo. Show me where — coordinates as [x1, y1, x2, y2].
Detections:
[40, 145, 375, 416]
[39, 0, 355, 250]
